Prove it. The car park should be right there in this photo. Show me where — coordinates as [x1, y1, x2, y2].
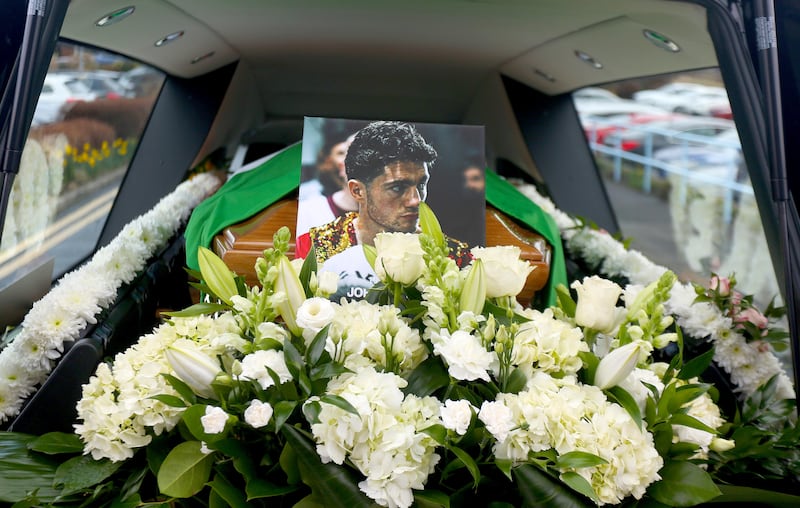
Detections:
[30, 73, 97, 125]
[1, 1, 800, 507]
[602, 115, 735, 155]
[633, 82, 731, 116]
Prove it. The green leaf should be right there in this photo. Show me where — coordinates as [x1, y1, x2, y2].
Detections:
[162, 302, 230, 318]
[670, 413, 718, 434]
[0, 433, 63, 503]
[157, 441, 215, 498]
[53, 455, 123, 495]
[299, 246, 318, 298]
[150, 394, 188, 408]
[283, 339, 305, 380]
[504, 368, 528, 394]
[559, 471, 598, 502]
[495, 458, 513, 480]
[198, 246, 239, 304]
[715, 485, 800, 505]
[513, 464, 591, 508]
[678, 348, 715, 380]
[415, 489, 451, 508]
[555, 283, 576, 318]
[273, 400, 297, 432]
[648, 461, 721, 506]
[162, 373, 198, 405]
[320, 394, 360, 416]
[28, 432, 84, 455]
[307, 325, 330, 367]
[607, 386, 643, 430]
[280, 442, 301, 485]
[246, 478, 299, 499]
[422, 424, 447, 445]
[309, 362, 350, 381]
[555, 451, 607, 469]
[208, 472, 249, 508]
[449, 446, 481, 488]
[403, 356, 449, 397]
[281, 425, 373, 508]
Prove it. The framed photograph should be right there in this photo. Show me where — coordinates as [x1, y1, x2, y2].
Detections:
[296, 117, 486, 300]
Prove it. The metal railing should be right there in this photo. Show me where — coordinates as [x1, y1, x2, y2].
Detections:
[585, 120, 752, 224]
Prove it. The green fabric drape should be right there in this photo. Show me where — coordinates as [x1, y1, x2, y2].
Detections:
[183, 142, 567, 306]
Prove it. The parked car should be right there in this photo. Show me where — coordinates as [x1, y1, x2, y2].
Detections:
[603, 115, 735, 155]
[2, 1, 800, 507]
[633, 82, 731, 116]
[31, 73, 97, 125]
[59, 70, 130, 99]
[576, 99, 670, 144]
[652, 127, 745, 181]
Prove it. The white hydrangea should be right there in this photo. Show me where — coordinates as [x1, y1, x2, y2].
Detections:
[309, 367, 441, 508]
[513, 308, 587, 376]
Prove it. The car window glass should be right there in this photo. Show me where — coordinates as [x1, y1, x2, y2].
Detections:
[0, 41, 165, 303]
[575, 69, 781, 316]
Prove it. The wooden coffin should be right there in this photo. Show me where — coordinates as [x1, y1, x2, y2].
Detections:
[213, 199, 551, 305]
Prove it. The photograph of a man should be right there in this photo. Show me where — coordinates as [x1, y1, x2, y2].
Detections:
[296, 118, 485, 300]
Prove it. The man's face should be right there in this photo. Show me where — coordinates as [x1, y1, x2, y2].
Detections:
[318, 139, 353, 189]
[352, 161, 430, 236]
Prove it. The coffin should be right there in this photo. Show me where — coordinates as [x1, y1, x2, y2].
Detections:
[213, 198, 551, 305]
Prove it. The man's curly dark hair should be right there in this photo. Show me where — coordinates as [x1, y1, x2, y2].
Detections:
[345, 121, 437, 183]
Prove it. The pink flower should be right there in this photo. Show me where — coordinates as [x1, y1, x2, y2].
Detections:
[734, 307, 769, 332]
[709, 275, 731, 296]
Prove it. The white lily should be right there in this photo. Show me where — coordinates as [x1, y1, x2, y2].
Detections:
[274, 255, 306, 336]
[165, 339, 222, 399]
[594, 341, 642, 390]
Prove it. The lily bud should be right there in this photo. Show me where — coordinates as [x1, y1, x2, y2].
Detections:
[275, 255, 306, 336]
[165, 339, 222, 399]
[460, 259, 487, 315]
[710, 437, 736, 453]
[197, 246, 238, 305]
[594, 341, 642, 390]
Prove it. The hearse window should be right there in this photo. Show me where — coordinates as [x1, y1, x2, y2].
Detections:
[0, 42, 164, 314]
[574, 69, 781, 313]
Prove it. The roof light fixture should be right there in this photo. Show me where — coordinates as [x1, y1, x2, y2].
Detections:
[95, 6, 135, 27]
[575, 50, 603, 69]
[155, 30, 184, 47]
[533, 68, 556, 82]
[643, 29, 680, 52]
[191, 51, 215, 64]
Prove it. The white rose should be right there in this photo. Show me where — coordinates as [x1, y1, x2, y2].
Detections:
[571, 276, 623, 333]
[440, 399, 474, 435]
[200, 406, 229, 434]
[478, 400, 515, 442]
[316, 270, 339, 295]
[244, 400, 274, 428]
[374, 232, 426, 285]
[296, 297, 337, 342]
[470, 246, 533, 298]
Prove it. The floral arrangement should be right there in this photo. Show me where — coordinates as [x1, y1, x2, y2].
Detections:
[0, 172, 220, 423]
[512, 181, 795, 402]
[1, 135, 66, 253]
[1, 185, 798, 507]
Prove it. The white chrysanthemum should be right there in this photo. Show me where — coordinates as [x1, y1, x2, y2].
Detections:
[440, 399, 474, 435]
[431, 329, 497, 382]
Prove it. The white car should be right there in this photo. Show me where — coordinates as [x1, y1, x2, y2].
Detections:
[32, 74, 97, 125]
[652, 127, 744, 181]
[633, 82, 730, 116]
